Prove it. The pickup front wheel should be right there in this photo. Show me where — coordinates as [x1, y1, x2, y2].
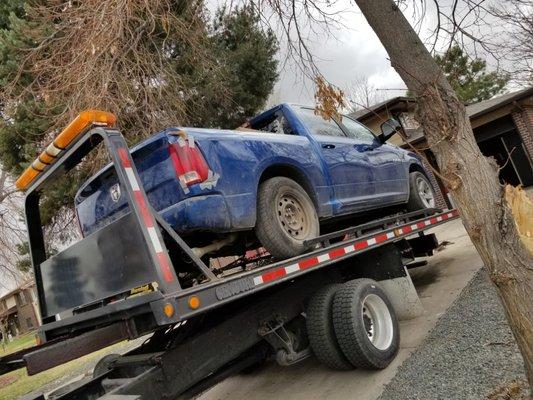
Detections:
[256, 177, 319, 259]
[407, 171, 436, 210]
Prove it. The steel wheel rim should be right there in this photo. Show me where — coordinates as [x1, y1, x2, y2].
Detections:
[276, 192, 310, 240]
[361, 294, 394, 351]
[416, 177, 435, 208]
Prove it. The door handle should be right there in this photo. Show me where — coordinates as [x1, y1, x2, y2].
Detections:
[322, 144, 336, 149]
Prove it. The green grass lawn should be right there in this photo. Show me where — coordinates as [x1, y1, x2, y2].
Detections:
[0, 333, 37, 357]
[0, 341, 128, 400]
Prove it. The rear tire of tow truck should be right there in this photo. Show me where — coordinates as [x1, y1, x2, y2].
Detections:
[306, 284, 354, 370]
[406, 171, 436, 211]
[256, 177, 319, 259]
[332, 279, 399, 369]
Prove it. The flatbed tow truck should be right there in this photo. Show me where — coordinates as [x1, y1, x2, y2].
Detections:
[1, 111, 460, 399]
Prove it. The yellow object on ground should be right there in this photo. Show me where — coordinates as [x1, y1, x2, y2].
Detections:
[505, 185, 533, 254]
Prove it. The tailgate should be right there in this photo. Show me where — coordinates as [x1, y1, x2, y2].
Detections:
[75, 132, 181, 235]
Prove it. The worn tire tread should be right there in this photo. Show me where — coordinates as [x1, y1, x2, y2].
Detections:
[306, 285, 354, 370]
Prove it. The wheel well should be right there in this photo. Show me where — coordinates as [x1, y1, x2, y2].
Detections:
[259, 164, 318, 208]
[409, 163, 429, 179]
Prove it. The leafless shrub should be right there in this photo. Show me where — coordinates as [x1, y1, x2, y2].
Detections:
[0, 171, 28, 290]
[488, 0, 533, 82]
[4, 0, 228, 146]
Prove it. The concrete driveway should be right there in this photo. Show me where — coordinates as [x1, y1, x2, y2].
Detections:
[199, 219, 484, 400]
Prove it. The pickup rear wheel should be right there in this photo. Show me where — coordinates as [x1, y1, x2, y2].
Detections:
[256, 177, 319, 259]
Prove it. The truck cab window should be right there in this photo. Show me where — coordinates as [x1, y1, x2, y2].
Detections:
[294, 108, 346, 138]
[340, 116, 377, 144]
[251, 112, 295, 135]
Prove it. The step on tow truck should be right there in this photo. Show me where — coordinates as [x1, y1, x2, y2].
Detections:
[1, 111, 459, 399]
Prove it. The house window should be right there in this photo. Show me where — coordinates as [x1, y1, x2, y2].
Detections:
[6, 296, 16, 309]
[26, 317, 33, 329]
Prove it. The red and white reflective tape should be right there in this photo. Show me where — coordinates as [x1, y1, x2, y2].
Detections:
[252, 209, 459, 287]
[118, 148, 174, 282]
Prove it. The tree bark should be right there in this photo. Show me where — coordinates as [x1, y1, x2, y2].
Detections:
[354, 0, 533, 389]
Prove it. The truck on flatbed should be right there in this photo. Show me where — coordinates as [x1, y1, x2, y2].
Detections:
[74, 103, 436, 261]
[1, 111, 459, 399]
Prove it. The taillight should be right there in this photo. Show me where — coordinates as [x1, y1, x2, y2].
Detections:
[168, 140, 209, 187]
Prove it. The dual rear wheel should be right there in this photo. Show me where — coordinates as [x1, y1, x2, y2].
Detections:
[306, 279, 399, 370]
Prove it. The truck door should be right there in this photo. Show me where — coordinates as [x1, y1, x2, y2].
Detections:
[339, 116, 407, 205]
[292, 107, 374, 212]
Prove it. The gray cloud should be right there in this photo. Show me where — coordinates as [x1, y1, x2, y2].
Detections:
[269, 7, 407, 106]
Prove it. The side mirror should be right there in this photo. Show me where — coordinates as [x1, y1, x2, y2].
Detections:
[379, 118, 403, 143]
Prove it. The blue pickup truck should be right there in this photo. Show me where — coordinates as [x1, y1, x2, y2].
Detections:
[75, 104, 435, 259]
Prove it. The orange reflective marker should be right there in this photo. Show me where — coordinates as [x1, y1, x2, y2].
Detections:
[163, 303, 175, 318]
[15, 110, 116, 190]
[188, 296, 200, 310]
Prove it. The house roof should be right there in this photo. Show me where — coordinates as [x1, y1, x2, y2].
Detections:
[352, 86, 533, 122]
[466, 86, 533, 119]
[0, 280, 34, 302]
[350, 96, 415, 121]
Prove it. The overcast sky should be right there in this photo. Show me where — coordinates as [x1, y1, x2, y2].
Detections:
[256, 0, 517, 108]
[262, 0, 447, 107]
[268, 8, 408, 106]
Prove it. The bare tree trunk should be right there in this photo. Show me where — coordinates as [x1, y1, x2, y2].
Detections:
[354, 0, 533, 388]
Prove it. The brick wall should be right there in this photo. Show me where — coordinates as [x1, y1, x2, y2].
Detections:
[18, 302, 38, 333]
[511, 105, 533, 161]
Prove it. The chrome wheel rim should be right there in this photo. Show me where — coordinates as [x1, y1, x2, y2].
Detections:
[276, 192, 310, 239]
[416, 177, 435, 208]
[361, 294, 394, 350]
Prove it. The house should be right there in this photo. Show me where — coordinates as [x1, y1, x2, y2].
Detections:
[351, 87, 533, 207]
[0, 280, 41, 338]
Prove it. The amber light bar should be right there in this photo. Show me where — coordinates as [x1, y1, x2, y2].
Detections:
[15, 110, 117, 190]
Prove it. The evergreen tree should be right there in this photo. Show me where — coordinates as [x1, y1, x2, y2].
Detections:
[434, 45, 509, 103]
[201, 5, 279, 128]
[0, 0, 24, 30]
